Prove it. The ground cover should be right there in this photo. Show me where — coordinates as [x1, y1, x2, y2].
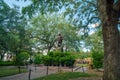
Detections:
[0, 66, 27, 77]
[33, 72, 100, 80]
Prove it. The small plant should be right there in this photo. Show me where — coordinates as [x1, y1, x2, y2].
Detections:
[14, 52, 30, 73]
[92, 50, 104, 70]
[34, 54, 43, 65]
[15, 52, 30, 66]
[42, 55, 52, 66]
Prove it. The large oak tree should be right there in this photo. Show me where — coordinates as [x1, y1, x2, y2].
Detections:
[28, 13, 81, 53]
[98, 0, 120, 80]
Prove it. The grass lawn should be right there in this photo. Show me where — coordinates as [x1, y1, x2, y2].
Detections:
[33, 72, 99, 80]
[0, 66, 27, 77]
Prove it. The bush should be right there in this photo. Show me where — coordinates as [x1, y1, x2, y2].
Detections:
[0, 61, 14, 66]
[42, 55, 53, 66]
[92, 50, 104, 69]
[42, 51, 75, 67]
[64, 56, 75, 66]
[34, 54, 43, 65]
[15, 52, 30, 66]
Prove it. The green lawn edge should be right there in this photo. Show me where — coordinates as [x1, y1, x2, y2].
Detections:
[0, 67, 27, 77]
[33, 72, 99, 80]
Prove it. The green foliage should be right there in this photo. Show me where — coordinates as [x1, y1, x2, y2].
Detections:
[15, 52, 30, 66]
[64, 55, 75, 66]
[42, 55, 52, 66]
[33, 72, 98, 80]
[0, 1, 29, 57]
[0, 61, 14, 66]
[85, 29, 103, 51]
[42, 51, 75, 66]
[92, 50, 104, 69]
[33, 54, 43, 64]
[23, 0, 98, 36]
[28, 13, 81, 52]
[74, 52, 92, 59]
[0, 66, 27, 77]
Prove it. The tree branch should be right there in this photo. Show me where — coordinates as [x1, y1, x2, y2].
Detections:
[85, 0, 97, 8]
[113, 0, 120, 12]
[0, 17, 9, 23]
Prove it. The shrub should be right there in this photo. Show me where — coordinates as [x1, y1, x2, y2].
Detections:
[0, 61, 14, 66]
[15, 52, 30, 66]
[64, 56, 75, 66]
[42, 55, 53, 66]
[42, 51, 75, 67]
[34, 54, 43, 65]
[92, 50, 104, 69]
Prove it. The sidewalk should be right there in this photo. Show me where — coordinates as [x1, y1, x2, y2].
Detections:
[0, 66, 57, 80]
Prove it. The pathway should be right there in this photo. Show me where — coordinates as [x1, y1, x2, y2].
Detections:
[0, 66, 88, 80]
[0, 66, 57, 80]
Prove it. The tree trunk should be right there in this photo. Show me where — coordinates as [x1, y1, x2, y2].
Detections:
[98, 0, 120, 80]
[0, 53, 5, 61]
[102, 20, 120, 80]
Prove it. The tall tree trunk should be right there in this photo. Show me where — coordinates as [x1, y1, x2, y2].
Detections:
[98, 0, 120, 80]
[102, 20, 120, 80]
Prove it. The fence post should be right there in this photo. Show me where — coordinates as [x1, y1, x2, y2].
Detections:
[72, 66, 74, 72]
[28, 68, 31, 80]
[35, 64, 37, 70]
[18, 66, 21, 73]
[46, 65, 48, 75]
[81, 66, 84, 72]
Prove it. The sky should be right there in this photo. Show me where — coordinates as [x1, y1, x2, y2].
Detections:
[4, 0, 31, 9]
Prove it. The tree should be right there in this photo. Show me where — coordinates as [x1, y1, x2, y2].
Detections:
[22, 0, 99, 37]
[85, 29, 103, 51]
[0, 0, 29, 58]
[15, 51, 30, 66]
[15, 51, 30, 72]
[22, 0, 99, 54]
[28, 13, 81, 53]
[98, 0, 120, 80]
[0, 1, 20, 59]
